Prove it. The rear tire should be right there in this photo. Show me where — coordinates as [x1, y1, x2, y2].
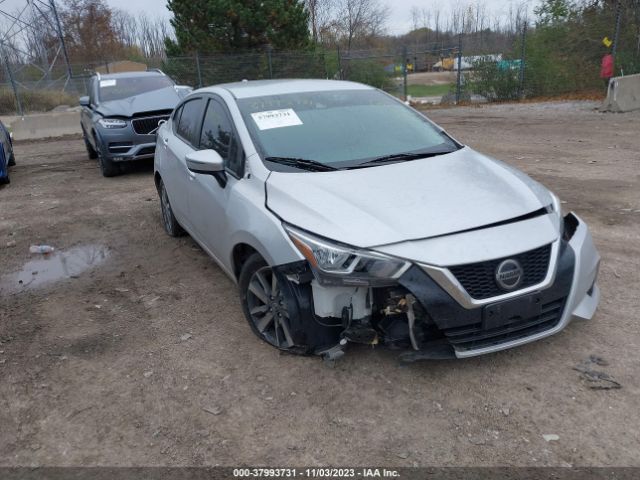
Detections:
[159, 179, 185, 237]
[239, 253, 297, 352]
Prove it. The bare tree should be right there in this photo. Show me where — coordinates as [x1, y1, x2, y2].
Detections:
[112, 9, 138, 50]
[449, 1, 464, 34]
[433, 5, 441, 42]
[507, 1, 528, 35]
[335, 0, 389, 51]
[420, 7, 432, 44]
[306, 0, 335, 43]
[60, 0, 125, 63]
[111, 9, 172, 59]
[410, 5, 420, 32]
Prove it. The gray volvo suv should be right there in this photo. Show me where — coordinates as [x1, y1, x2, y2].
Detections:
[80, 70, 188, 177]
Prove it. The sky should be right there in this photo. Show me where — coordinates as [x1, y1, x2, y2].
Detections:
[1, 0, 537, 37]
[104, 0, 536, 35]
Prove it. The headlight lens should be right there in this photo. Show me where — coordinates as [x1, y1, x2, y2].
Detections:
[98, 118, 127, 129]
[284, 224, 410, 286]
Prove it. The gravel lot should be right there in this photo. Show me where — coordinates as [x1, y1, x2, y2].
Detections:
[1, 101, 639, 467]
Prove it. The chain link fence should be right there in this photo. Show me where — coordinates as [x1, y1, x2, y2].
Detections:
[1, 10, 639, 116]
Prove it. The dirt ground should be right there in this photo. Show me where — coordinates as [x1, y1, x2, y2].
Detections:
[1, 101, 639, 468]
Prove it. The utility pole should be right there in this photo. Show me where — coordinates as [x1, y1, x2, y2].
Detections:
[402, 46, 408, 100]
[266, 44, 273, 79]
[49, 0, 73, 84]
[29, 0, 50, 81]
[518, 23, 527, 99]
[455, 34, 462, 104]
[612, 0, 622, 58]
[2, 49, 23, 116]
[611, 0, 622, 75]
[195, 50, 203, 88]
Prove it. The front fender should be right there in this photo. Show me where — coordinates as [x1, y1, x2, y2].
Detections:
[229, 225, 304, 279]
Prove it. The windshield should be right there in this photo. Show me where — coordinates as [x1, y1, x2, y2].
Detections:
[98, 76, 174, 102]
[238, 89, 459, 170]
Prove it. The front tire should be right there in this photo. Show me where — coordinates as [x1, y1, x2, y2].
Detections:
[8, 152, 15, 167]
[239, 253, 296, 351]
[83, 129, 98, 159]
[98, 152, 120, 177]
[159, 179, 185, 237]
[94, 134, 119, 177]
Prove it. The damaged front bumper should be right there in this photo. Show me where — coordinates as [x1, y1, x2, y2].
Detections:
[448, 213, 600, 358]
[274, 213, 600, 360]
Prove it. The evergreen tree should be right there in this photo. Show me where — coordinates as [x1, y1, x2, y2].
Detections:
[165, 0, 310, 54]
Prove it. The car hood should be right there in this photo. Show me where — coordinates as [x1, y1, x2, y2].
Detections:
[266, 147, 553, 248]
[96, 86, 182, 117]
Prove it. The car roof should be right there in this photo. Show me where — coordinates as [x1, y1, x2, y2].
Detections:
[95, 71, 167, 80]
[204, 79, 374, 99]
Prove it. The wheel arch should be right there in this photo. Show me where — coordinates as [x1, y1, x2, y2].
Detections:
[154, 171, 162, 192]
[232, 243, 261, 280]
[91, 129, 100, 151]
[229, 220, 305, 282]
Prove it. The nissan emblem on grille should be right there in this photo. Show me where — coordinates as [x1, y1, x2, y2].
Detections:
[495, 259, 524, 290]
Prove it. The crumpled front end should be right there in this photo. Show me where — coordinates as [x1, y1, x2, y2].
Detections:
[272, 213, 600, 361]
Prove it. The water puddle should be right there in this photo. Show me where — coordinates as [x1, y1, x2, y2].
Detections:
[1, 244, 109, 294]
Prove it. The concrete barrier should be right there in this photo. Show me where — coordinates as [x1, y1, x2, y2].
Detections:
[601, 73, 640, 113]
[0, 111, 81, 141]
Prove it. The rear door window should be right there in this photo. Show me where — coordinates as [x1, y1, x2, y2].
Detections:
[176, 98, 205, 147]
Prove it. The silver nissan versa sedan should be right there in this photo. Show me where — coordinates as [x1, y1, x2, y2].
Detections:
[153, 79, 600, 362]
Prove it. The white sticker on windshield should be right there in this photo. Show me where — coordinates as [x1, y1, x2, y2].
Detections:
[251, 109, 303, 130]
[100, 79, 116, 88]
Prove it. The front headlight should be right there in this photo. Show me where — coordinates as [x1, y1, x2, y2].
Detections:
[284, 224, 411, 286]
[98, 118, 127, 129]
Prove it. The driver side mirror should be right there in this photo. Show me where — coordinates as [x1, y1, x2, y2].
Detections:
[79, 96, 90, 107]
[186, 149, 227, 187]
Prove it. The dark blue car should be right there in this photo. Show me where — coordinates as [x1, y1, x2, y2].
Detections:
[0, 120, 15, 184]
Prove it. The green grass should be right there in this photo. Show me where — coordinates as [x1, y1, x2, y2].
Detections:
[407, 83, 453, 97]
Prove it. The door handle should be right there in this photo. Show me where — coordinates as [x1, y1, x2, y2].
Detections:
[162, 137, 169, 145]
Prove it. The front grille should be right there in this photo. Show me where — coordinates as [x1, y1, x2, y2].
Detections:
[443, 297, 565, 351]
[132, 115, 169, 135]
[449, 244, 552, 299]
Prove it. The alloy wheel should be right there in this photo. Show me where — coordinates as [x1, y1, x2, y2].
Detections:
[246, 266, 294, 349]
[160, 183, 174, 235]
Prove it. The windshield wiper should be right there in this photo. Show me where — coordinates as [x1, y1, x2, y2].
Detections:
[264, 156, 338, 172]
[352, 150, 455, 169]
